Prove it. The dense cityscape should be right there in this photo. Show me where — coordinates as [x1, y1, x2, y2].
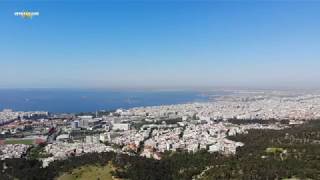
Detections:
[2, 1, 320, 179]
[0, 91, 317, 167]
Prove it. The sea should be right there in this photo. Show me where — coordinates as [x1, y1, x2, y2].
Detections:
[0, 89, 228, 113]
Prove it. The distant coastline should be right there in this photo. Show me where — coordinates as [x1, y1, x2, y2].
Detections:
[0, 89, 229, 113]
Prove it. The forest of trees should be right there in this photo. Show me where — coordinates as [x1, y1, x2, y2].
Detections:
[1, 120, 320, 180]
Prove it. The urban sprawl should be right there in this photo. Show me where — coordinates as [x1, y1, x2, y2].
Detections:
[1, 91, 319, 167]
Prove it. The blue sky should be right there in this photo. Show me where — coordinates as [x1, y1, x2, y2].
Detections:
[1, 1, 320, 89]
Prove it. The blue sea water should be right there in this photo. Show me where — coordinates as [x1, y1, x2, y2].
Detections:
[0, 89, 226, 113]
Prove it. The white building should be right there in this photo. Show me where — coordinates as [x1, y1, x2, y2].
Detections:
[112, 123, 131, 131]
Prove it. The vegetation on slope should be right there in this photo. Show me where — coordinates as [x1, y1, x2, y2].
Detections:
[57, 163, 114, 180]
[1, 120, 320, 180]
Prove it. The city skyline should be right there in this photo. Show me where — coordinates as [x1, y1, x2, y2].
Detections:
[1, 1, 320, 89]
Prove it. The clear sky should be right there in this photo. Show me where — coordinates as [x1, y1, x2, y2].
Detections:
[1, 1, 320, 90]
